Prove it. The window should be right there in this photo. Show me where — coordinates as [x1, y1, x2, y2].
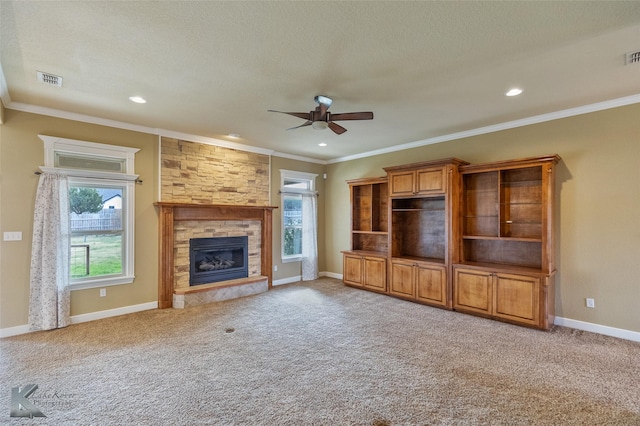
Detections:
[40, 135, 139, 289]
[280, 170, 317, 262]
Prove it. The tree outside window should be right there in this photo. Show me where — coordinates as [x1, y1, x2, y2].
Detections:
[69, 185, 124, 278]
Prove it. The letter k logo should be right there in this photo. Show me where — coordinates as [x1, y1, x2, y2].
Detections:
[10, 384, 46, 418]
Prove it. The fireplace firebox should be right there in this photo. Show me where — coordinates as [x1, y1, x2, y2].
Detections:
[189, 236, 249, 285]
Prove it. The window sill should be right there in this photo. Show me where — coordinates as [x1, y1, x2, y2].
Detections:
[70, 275, 135, 291]
[281, 257, 302, 264]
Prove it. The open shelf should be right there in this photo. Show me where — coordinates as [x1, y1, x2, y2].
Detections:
[348, 178, 389, 254]
[391, 196, 446, 261]
[462, 237, 542, 269]
[352, 182, 388, 233]
[352, 232, 388, 253]
[460, 162, 553, 270]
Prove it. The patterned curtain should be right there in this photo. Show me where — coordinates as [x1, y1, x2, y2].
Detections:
[301, 193, 318, 281]
[29, 172, 71, 330]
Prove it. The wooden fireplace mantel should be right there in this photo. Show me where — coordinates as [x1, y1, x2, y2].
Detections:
[155, 202, 278, 309]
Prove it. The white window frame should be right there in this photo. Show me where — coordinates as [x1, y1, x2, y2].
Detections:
[39, 135, 139, 290]
[279, 169, 317, 263]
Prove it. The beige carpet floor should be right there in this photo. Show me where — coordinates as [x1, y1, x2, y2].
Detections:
[1, 278, 639, 425]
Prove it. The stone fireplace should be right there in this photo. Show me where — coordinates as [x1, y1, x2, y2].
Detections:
[155, 203, 277, 309]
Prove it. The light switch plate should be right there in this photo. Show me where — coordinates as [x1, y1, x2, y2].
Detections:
[3, 232, 23, 241]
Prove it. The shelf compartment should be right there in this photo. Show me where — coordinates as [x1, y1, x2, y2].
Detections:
[500, 181, 542, 206]
[501, 166, 542, 184]
[500, 222, 542, 239]
[392, 197, 445, 211]
[463, 171, 498, 237]
[392, 198, 445, 260]
[352, 182, 388, 233]
[462, 239, 542, 269]
[463, 215, 498, 237]
[499, 201, 542, 238]
[352, 233, 388, 253]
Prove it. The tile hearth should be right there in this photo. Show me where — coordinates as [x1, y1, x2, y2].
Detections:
[173, 276, 268, 309]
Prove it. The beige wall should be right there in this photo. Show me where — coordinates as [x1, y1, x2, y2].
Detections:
[0, 110, 159, 328]
[325, 103, 640, 332]
[2, 103, 638, 334]
[270, 156, 326, 282]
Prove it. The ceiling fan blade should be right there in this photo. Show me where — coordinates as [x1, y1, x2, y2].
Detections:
[328, 112, 374, 121]
[286, 121, 312, 131]
[328, 121, 347, 135]
[268, 110, 311, 120]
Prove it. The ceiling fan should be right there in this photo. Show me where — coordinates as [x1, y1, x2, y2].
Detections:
[268, 95, 374, 135]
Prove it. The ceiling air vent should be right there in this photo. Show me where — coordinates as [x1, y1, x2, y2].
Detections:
[625, 50, 640, 65]
[36, 71, 63, 87]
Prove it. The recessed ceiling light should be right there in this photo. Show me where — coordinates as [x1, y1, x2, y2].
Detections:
[505, 88, 523, 97]
[129, 96, 146, 104]
[318, 142, 327, 147]
[228, 133, 240, 138]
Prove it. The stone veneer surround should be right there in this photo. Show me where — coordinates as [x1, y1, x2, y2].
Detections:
[161, 137, 270, 206]
[173, 220, 261, 290]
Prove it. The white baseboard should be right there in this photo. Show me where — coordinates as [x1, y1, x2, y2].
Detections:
[69, 301, 158, 325]
[272, 271, 342, 286]
[554, 316, 640, 343]
[320, 271, 343, 279]
[0, 324, 31, 338]
[0, 301, 158, 338]
[273, 275, 301, 286]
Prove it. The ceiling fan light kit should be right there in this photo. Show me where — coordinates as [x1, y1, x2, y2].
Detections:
[312, 121, 329, 130]
[269, 95, 373, 135]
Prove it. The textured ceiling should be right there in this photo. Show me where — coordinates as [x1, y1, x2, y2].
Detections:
[1, 1, 639, 162]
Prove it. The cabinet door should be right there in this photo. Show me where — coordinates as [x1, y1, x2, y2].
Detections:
[390, 260, 415, 298]
[416, 167, 446, 195]
[415, 263, 446, 306]
[343, 254, 363, 286]
[493, 273, 540, 326]
[453, 268, 492, 315]
[363, 256, 387, 291]
[389, 172, 415, 196]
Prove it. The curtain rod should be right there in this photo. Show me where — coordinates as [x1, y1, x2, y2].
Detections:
[278, 190, 319, 196]
[34, 171, 143, 184]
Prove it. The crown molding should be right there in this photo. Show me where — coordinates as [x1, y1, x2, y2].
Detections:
[5, 101, 275, 156]
[3, 85, 638, 165]
[327, 94, 640, 164]
[8, 101, 158, 134]
[272, 151, 327, 165]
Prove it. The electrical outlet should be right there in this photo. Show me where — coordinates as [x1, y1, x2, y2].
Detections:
[586, 298, 595, 308]
[273, 265, 278, 272]
[100, 288, 106, 297]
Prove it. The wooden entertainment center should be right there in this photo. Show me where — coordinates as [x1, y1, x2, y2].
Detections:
[342, 154, 560, 330]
